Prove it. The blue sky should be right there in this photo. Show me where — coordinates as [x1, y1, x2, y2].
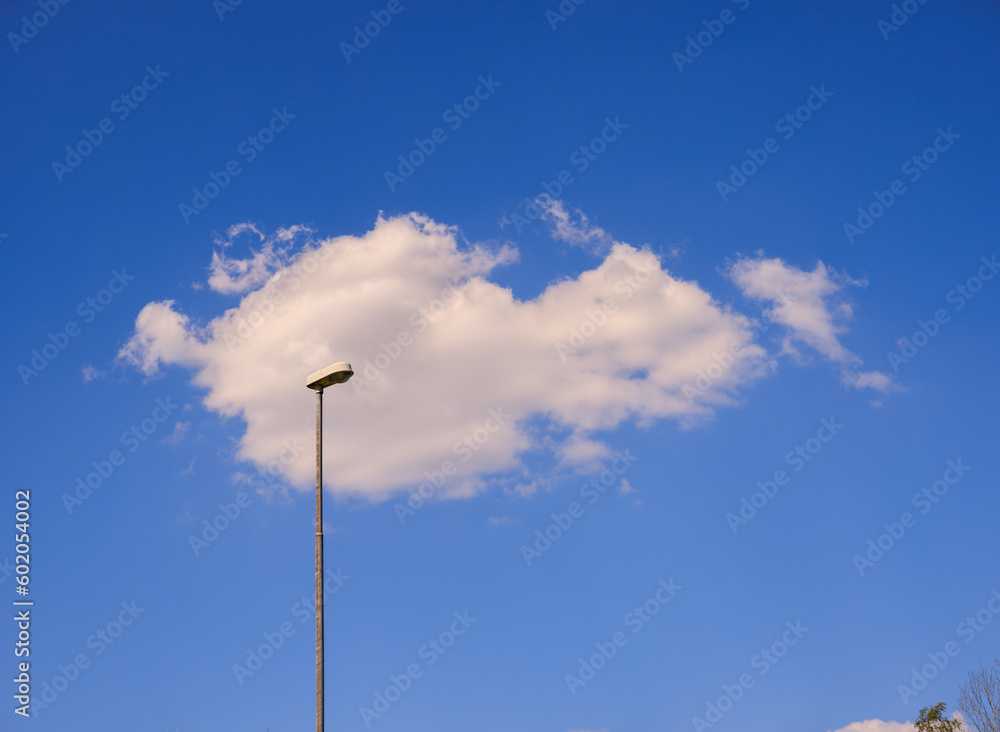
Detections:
[3, 1, 999, 731]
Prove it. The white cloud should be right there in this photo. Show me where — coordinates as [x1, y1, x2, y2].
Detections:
[205, 222, 311, 294]
[81, 364, 102, 382]
[161, 421, 190, 447]
[119, 213, 768, 500]
[119, 212, 878, 502]
[728, 256, 896, 392]
[843, 370, 896, 392]
[537, 198, 615, 252]
[555, 433, 615, 470]
[829, 710, 968, 732]
[502, 476, 551, 499]
[828, 720, 911, 732]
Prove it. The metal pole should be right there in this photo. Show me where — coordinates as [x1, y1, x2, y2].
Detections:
[315, 387, 324, 732]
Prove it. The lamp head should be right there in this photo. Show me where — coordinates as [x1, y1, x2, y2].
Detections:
[306, 361, 353, 390]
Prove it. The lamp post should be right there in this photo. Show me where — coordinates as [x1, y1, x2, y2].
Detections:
[305, 361, 354, 732]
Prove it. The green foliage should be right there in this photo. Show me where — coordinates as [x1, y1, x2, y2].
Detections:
[915, 703, 962, 732]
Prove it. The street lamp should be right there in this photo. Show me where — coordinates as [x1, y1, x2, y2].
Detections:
[306, 361, 353, 732]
